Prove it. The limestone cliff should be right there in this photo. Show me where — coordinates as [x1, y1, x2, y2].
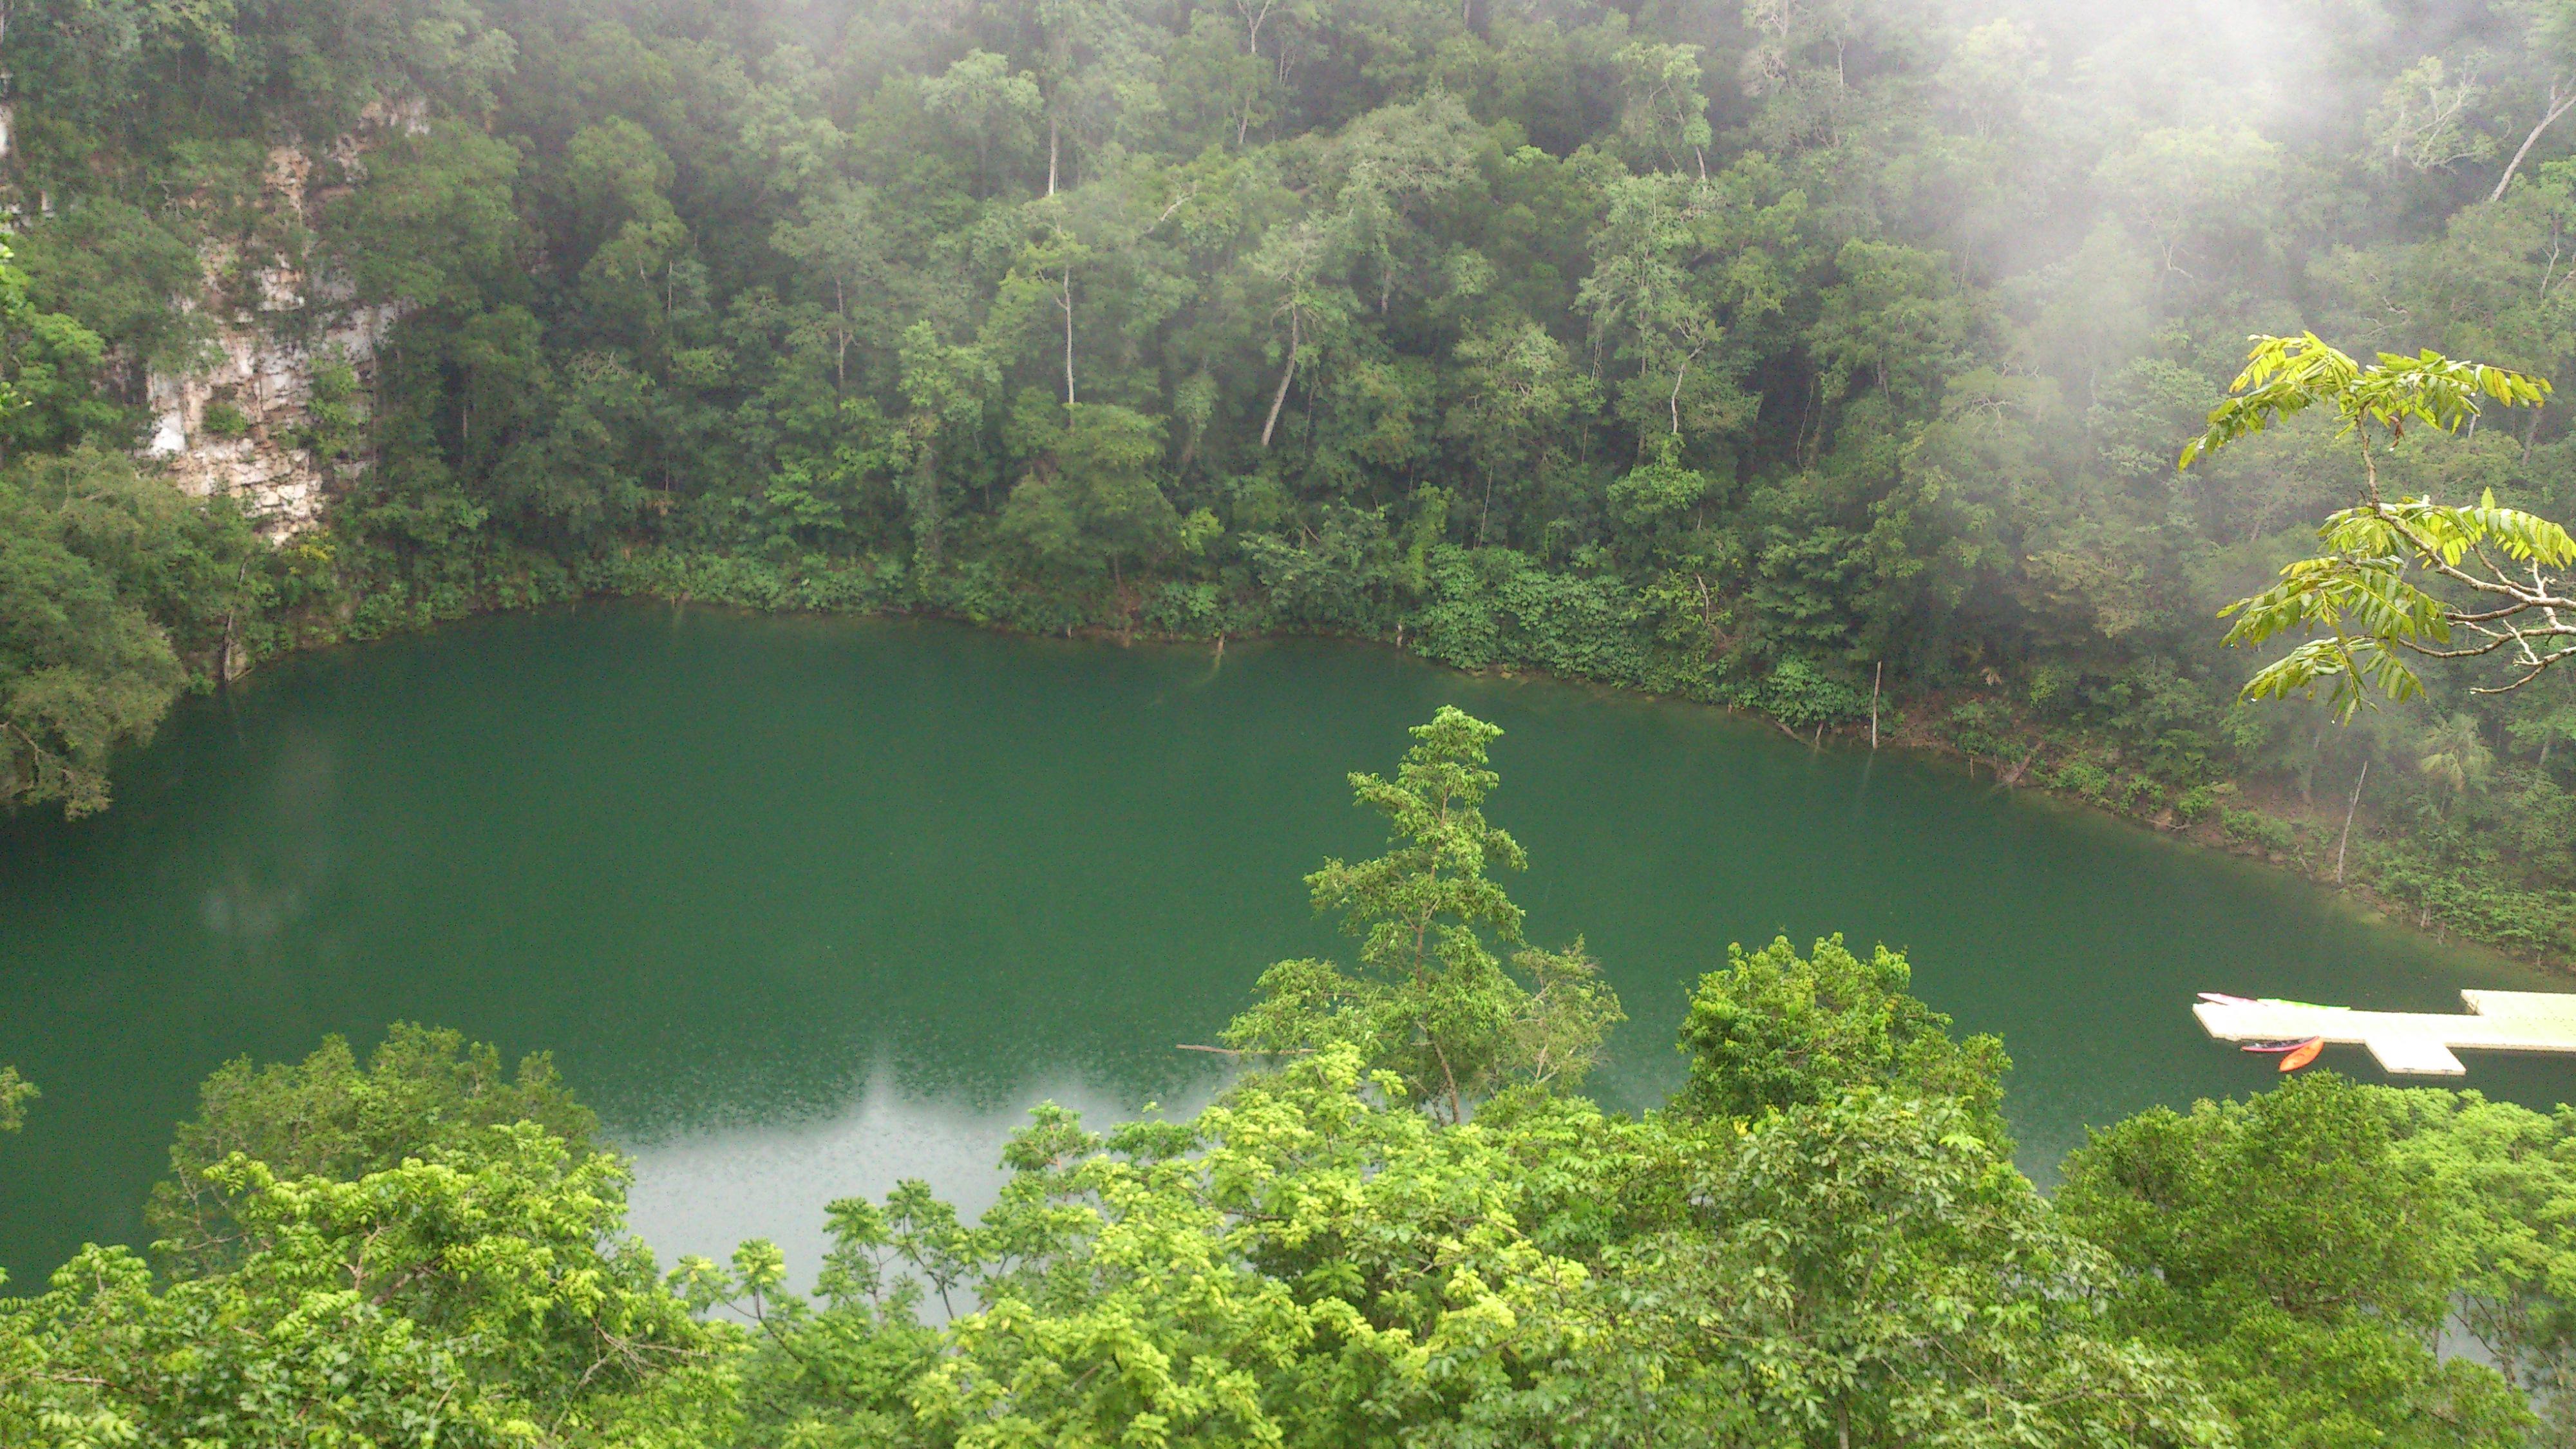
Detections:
[141, 102, 423, 538]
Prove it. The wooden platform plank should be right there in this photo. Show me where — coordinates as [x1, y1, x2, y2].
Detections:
[2194, 991, 2576, 1079]
[2463, 990, 2576, 1019]
[2367, 1037, 2467, 1076]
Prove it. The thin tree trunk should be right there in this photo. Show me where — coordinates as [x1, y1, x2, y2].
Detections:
[1668, 345, 1703, 435]
[2494, 84, 2576, 202]
[1061, 267, 1075, 405]
[1870, 661, 1881, 750]
[2335, 759, 2369, 886]
[1431, 1034, 1464, 1126]
[1260, 307, 1300, 448]
[216, 556, 252, 686]
[834, 278, 849, 388]
[1046, 115, 1059, 196]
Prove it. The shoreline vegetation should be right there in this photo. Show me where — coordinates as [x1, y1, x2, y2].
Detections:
[11, 0, 2576, 971]
[196, 561, 2576, 974]
[10, 713, 2576, 1445]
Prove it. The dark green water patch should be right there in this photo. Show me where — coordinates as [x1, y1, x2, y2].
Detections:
[1, 604, 2564, 1283]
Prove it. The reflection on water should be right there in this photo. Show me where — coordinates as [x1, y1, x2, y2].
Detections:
[0, 602, 2566, 1287]
[621, 1064, 1228, 1285]
[199, 866, 308, 942]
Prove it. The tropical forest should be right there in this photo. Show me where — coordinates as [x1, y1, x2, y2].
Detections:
[9, 0, 2576, 1441]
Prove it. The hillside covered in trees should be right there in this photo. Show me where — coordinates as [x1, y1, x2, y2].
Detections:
[5, 0, 2576, 927]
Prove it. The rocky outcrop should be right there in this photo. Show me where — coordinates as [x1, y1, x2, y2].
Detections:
[144, 101, 424, 538]
[145, 303, 399, 538]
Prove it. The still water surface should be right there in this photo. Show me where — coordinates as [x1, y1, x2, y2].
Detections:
[2, 604, 2567, 1283]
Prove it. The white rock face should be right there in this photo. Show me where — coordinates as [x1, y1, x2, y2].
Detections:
[146, 302, 400, 538]
[144, 100, 426, 539]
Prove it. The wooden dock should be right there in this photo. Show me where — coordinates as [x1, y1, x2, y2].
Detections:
[2194, 990, 2576, 1077]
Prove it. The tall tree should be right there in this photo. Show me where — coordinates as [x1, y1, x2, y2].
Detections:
[1224, 706, 1621, 1121]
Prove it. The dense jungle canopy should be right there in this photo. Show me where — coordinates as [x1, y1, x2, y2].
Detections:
[7, 0, 2576, 954]
[9, 0, 2576, 1439]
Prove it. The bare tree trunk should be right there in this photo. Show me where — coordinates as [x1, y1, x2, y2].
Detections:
[1668, 350, 1696, 435]
[833, 278, 848, 388]
[1046, 115, 1059, 196]
[1870, 661, 1881, 750]
[1060, 266, 1075, 405]
[1434, 1036, 1464, 1126]
[215, 556, 252, 687]
[1260, 307, 1300, 448]
[2336, 759, 2369, 885]
[2494, 84, 2576, 203]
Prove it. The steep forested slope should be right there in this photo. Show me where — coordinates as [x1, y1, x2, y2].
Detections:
[5, 0, 2576, 956]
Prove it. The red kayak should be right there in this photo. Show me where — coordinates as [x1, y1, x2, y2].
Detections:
[2278, 1037, 2325, 1072]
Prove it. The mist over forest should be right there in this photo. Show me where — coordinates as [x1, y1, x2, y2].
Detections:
[3, 0, 2575, 959]
[10, 0, 2576, 1443]
[5, 0, 2573, 965]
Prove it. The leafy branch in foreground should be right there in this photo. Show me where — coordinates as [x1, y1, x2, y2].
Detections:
[2185, 334, 2571, 712]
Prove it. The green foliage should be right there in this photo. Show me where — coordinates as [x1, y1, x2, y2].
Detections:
[0, 448, 267, 817]
[1632, 1090, 2227, 1449]
[294, 352, 368, 464]
[1225, 707, 1621, 1119]
[0, 1124, 736, 1448]
[2221, 486, 2576, 714]
[147, 1022, 597, 1276]
[323, 120, 525, 310]
[2380, 1090, 2576, 1438]
[0, 1069, 32, 1135]
[2196, 337, 2575, 714]
[20, 773, 2576, 1449]
[998, 404, 1180, 581]
[0, 243, 122, 457]
[5, 0, 2576, 978]
[200, 401, 251, 439]
[1674, 933, 2012, 1148]
[2182, 334, 2551, 469]
[2058, 1073, 2532, 1449]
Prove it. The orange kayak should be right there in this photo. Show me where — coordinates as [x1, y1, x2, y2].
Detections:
[2278, 1037, 2325, 1072]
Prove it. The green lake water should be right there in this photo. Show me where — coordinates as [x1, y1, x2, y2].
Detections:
[1, 603, 2566, 1285]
